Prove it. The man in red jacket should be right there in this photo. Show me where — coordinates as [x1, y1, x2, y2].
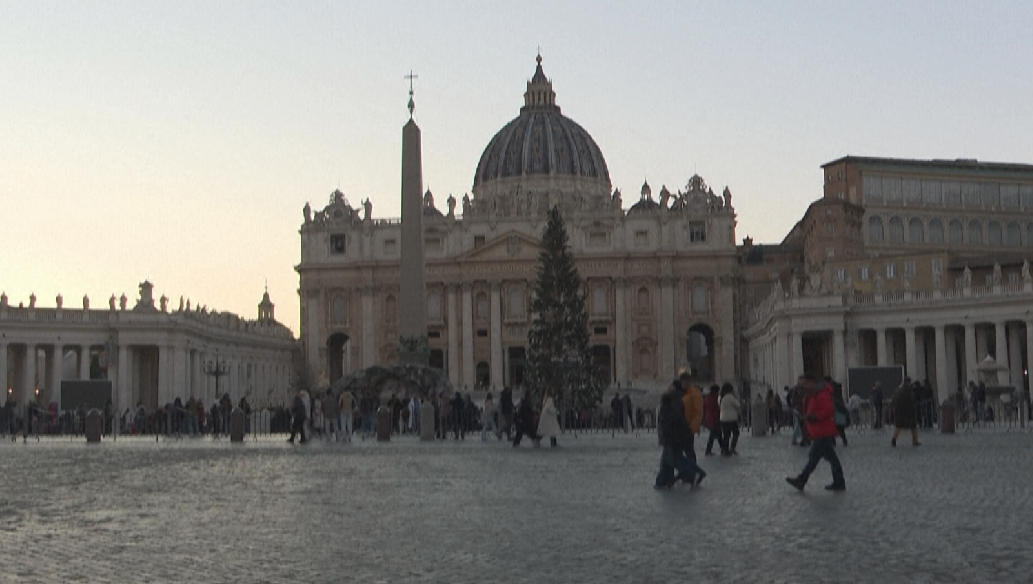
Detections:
[786, 373, 846, 492]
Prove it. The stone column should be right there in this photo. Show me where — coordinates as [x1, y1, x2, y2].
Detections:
[964, 324, 977, 384]
[361, 288, 375, 368]
[994, 321, 1009, 383]
[1008, 323, 1022, 391]
[22, 344, 36, 404]
[832, 328, 846, 386]
[158, 345, 170, 405]
[659, 276, 676, 377]
[446, 285, 460, 386]
[461, 284, 474, 388]
[775, 328, 789, 387]
[875, 328, 887, 367]
[489, 283, 503, 389]
[791, 332, 804, 380]
[118, 345, 130, 411]
[904, 326, 917, 380]
[0, 342, 7, 394]
[934, 325, 949, 403]
[1026, 321, 1033, 394]
[614, 278, 627, 385]
[173, 346, 186, 399]
[49, 344, 63, 407]
[79, 345, 91, 379]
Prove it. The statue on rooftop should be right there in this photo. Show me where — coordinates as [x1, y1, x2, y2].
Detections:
[303, 202, 311, 224]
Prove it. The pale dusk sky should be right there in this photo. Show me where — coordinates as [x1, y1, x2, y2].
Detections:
[2, 1, 1031, 333]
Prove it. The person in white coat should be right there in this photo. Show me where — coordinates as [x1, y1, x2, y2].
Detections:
[718, 383, 741, 456]
[537, 389, 562, 448]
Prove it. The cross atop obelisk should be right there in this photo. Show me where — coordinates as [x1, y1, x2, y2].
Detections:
[405, 70, 418, 118]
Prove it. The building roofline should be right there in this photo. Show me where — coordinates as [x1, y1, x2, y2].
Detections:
[821, 155, 1033, 174]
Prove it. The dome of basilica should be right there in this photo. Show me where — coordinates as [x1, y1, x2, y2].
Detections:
[473, 55, 610, 193]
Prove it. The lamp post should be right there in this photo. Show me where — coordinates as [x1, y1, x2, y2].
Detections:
[204, 352, 228, 402]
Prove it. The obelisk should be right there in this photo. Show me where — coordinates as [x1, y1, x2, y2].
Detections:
[398, 73, 428, 364]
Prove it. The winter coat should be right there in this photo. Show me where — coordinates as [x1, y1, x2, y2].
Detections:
[536, 397, 561, 438]
[803, 383, 837, 439]
[719, 393, 741, 423]
[703, 392, 721, 430]
[292, 396, 307, 420]
[659, 391, 692, 450]
[518, 398, 536, 432]
[893, 384, 917, 429]
[681, 386, 704, 434]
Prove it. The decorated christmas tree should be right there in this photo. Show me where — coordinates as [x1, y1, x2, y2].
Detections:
[525, 206, 604, 412]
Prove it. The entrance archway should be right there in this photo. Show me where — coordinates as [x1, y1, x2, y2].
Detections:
[326, 333, 349, 383]
[591, 345, 612, 387]
[507, 347, 526, 387]
[686, 324, 714, 382]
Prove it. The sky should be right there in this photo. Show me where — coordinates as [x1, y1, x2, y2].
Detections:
[2, 1, 1032, 334]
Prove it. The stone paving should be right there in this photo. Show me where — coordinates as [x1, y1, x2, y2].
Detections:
[1, 427, 1031, 584]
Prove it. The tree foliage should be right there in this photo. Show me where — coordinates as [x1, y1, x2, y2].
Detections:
[525, 206, 603, 411]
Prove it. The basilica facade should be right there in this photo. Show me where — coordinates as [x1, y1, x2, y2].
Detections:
[297, 56, 740, 393]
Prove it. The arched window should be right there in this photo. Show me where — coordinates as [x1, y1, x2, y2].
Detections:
[887, 216, 904, 242]
[868, 216, 884, 242]
[968, 220, 983, 245]
[928, 218, 944, 244]
[948, 219, 964, 245]
[908, 218, 924, 244]
[637, 287, 651, 316]
[1006, 222, 1022, 247]
[636, 347, 653, 377]
[331, 295, 347, 325]
[988, 221, 1003, 247]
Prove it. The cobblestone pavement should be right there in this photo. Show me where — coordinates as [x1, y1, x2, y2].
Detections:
[1, 427, 1031, 584]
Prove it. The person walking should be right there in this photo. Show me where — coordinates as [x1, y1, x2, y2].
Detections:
[288, 390, 308, 444]
[785, 374, 846, 492]
[655, 380, 705, 489]
[703, 385, 725, 456]
[512, 392, 541, 447]
[338, 390, 354, 442]
[830, 380, 849, 447]
[718, 383, 741, 456]
[623, 393, 634, 432]
[891, 377, 921, 447]
[481, 392, 498, 441]
[610, 392, 624, 434]
[537, 389, 561, 447]
[450, 391, 466, 440]
[323, 388, 340, 441]
[499, 387, 514, 440]
[870, 382, 884, 429]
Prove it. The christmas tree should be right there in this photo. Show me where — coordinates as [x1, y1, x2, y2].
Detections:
[525, 206, 604, 412]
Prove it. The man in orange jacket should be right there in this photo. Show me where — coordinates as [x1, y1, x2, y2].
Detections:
[786, 373, 846, 492]
[678, 368, 706, 485]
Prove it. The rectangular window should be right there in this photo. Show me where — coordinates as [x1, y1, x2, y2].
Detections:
[634, 230, 649, 246]
[425, 237, 442, 252]
[859, 266, 871, 281]
[384, 238, 397, 255]
[826, 247, 835, 258]
[931, 258, 943, 276]
[825, 223, 836, 235]
[476, 329, 488, 338]
[330, 234, 346, 254]
[691, 285, 707, 314]
[588, 232, 608, 247]
[1009, 272, 1020, 284]
[884, 263, 896, 278]
[836, 268, 846, 281]
[688, 222, 706, 243]
[904, 261, 916, 277]
[473, 235, 485, 248]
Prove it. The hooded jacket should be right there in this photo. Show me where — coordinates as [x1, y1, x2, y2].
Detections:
[681, 384, 703, 435]
[803, 382, 837, 439]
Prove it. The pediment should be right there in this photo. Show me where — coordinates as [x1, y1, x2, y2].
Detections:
[458, 230, 543, 262]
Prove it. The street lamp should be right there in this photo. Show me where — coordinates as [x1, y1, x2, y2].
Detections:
[204, 352, 229, 401]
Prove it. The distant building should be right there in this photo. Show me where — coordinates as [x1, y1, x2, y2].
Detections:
[0, 282, 295, 412]
[744, 156, 1033, 403]
[297, 56, 740, 393]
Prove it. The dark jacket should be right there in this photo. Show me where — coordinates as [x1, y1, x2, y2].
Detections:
[500, 389, 514, 415]
[703, 391, 721, 430]
[893, 384, 917, 429]
[659, 391, 692, 450]
[292, 395, 307, 420]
